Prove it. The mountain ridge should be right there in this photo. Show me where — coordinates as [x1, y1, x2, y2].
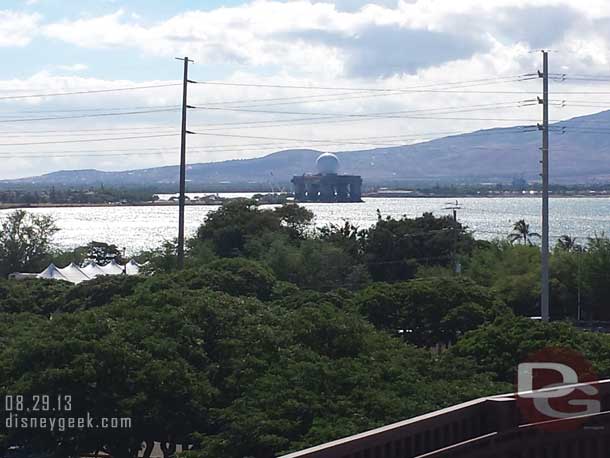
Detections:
[3, 110, 610, 188]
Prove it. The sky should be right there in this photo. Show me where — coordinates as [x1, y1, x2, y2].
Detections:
[2, 0, 610, 179]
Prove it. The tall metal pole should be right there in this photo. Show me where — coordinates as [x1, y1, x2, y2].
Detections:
[176, 57, 192, 270]
[539, 51, 550, 321]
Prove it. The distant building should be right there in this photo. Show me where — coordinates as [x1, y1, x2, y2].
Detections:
[512, 176, 528, 189]
[291, 153, 362, 202]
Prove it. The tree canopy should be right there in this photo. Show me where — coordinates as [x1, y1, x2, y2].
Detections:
[2, 203, 610, 457]
[0, 210, 58, 276]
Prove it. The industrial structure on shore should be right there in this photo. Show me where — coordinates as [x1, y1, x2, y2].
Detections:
[292, 153, 362, 203]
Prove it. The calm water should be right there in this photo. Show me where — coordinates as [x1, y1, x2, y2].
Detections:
[1, 197, 609, 254]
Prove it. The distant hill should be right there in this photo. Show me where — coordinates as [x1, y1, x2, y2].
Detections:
[3, 110, 610, 189]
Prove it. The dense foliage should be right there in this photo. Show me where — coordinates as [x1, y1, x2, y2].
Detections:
[0, 210, 59, 277]
[1, 202, 610, 458]
[0, 187, 157, 205]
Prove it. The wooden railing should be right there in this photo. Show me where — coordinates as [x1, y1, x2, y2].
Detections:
[277, 380, 610, 458]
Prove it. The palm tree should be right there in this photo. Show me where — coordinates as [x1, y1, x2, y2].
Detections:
[508, 219, 541, 246]
[556, 235, 578, 252]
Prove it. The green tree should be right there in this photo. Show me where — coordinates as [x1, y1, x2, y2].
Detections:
[0, 300, 216, 458]
[193, 258, 277, 301]
[355, 277, 505, 346]
[0, 270, 508, 458]
[184, 296, 507, 458]
[556, 235, 579, 252]
[0, 210, 59, 277]
[0, 278, 71, 314]
[60, 275, 146, 312]
[508, 219, 540, 246]
[272, 204, 314, 239]
[318, 222, 364, 260]
[582, 236, 610, 319]
[85, 241, 124, 264]
[139, 240, 178, 274]
[363, 212, 473, 282]
[465, 242, 540, 316]
[451, 314, 610, 383]
[196, 199, 282, 257]
[134, 258, 277, 301]
[259, 237, 368, 291]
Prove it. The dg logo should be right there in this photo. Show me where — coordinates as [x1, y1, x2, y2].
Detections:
[516, 347, 601, 431]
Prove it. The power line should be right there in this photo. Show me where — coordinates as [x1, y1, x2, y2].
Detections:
[0, 133, 178, 147]
[0, 125, 179, 136]
[193, 79, 610, 95]
[0, 104, 543, 140]
[0, 123, 535, 144]
[0, 143, 594, 160]
[0, 100, 535, 136]
[0, 104, 181, 117]
[0, 77, 531, 117]
[190, 74, 536, 93]
[0, 108, 180, 124]
[0, 83, 182, 101]
[0, 127, 180, 138]
[0, 131, 538, 158]
[192, 105, 541, 123]
[195, 85, 535, 110]
[187, 128, 535, 145]
[0, 128, 534, 158]
[198, 90, 380, 108]
[229, 100, 538, 114]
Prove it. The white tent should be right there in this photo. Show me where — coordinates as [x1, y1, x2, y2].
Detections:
[125, 259, 141, 275]
[58, 262, 91, 284]
[11, 259, 143, 285]
[37, 264, 70, 282]
[81, 261, 107, 279]
[99, 259, 125, 275]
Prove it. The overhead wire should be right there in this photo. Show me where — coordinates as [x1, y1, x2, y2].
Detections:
[189, 74, 538, 94]
[0, 133, 179, 147]
[7, 72, 610, 163]
[0, 83, 182, 101]
[0, 126, 534, 155]
[0, 127, 539, 159]
[0, 104, 181, 117]
[191, 103, 542, 123]
[194, 79, 538, 109]
[0, 100, 537, 136]
[0, 108, 180, 124]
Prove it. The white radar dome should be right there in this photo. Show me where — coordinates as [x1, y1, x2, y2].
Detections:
[316, 153, 340, 175]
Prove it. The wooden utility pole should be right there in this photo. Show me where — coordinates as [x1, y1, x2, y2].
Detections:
[176, 56, 193, 270]
[538, 51, 550, 321]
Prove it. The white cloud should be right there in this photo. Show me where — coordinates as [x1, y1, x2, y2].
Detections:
[0, 10, 41, 47]
[37, 0, 610, 80]
[6, 0, 610, 179]
[3, 50, 610, 181]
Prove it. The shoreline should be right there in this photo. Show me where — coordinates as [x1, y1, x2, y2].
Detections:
[1, 194, 610, 210]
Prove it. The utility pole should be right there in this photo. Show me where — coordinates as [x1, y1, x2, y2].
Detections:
[444, 200, 461, 222]
[538, 51, 550, 321]
[176, 56, 194, 270]
[577, 246, 582, 321]
[122, 247, 127, 275]
[444, 200, 462, 274]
